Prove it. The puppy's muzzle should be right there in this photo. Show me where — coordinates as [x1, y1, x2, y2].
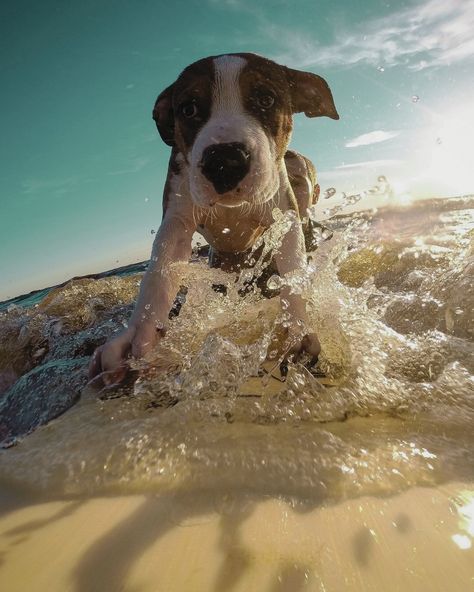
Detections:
[200, 142, 251, 195]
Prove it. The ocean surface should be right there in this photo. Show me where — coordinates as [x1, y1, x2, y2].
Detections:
[0, 195, 473, 504]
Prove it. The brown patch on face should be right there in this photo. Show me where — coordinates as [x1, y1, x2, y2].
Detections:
[171, 57, 215, 158]
[238, 54, 293, 160]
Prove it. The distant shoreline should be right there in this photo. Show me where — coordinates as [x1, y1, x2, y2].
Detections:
[0, 260, 150, 312]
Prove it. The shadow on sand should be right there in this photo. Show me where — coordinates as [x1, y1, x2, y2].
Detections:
[71, 490, 323, 592]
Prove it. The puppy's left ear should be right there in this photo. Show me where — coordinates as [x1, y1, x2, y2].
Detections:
[152, 83, 175, 146]
[285, 67, 339, 120]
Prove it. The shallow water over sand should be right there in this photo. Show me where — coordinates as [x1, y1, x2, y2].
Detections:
[0, 197, 473, 590]
[1, 197, 473, 499]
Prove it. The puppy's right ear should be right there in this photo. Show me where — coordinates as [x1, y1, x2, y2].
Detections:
[152, 84, 175, 146]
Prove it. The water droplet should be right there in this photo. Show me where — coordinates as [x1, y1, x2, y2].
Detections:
[144, 303, 151, 310]
[377, 65, 385, 72]
[344, 193, 362, 205]
[272, 207, 284, 221]
[144, 197, 149, 202]
[151, 229, 155, 234]
[324, 187, 336, 199]
[222, 227, 230, 234]
[306, 205, 318, 221]
[411, 95, 420, 103]
[267, 274, 283, 291]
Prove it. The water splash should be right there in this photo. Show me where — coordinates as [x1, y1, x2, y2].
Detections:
[0, 196, 473, 502]
[320, 176, 394, 219]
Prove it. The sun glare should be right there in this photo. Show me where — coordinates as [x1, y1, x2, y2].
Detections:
[396, 193, 414, 206]
[458, 494, 474, 538]
[411, 104, 474, 197]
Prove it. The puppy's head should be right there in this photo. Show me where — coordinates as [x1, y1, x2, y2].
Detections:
[153, 53, 339, 208]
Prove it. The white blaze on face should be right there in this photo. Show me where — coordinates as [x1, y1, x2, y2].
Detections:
[189, 55, 279, 208]
[213, 55, 245, 115]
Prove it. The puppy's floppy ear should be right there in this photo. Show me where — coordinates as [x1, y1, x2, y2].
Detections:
[152, 83, 175, 146]
[285, 67, 339, 120]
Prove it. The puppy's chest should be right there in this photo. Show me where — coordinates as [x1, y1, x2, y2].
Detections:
[197, 206, 268, 253]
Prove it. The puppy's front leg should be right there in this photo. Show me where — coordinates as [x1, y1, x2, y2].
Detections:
[89, 202, 196, 386]
[129, 212, 195, 354]
[273, 183, 321, 369]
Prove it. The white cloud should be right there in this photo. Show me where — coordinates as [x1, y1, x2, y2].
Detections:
[107, 156, 151, 176]
[207, 0, 250, 9]
[335, 159, 402, 170]
[21, 176, 82, 195]
[317, 160, 402, 183]
[268, 0, 474, 71]
[345, 130, 400, 148]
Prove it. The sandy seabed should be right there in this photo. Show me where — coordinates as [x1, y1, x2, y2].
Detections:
[1, 483, 473, 592]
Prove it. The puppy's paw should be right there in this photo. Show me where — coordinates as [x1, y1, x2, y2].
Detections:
[88, 322, 163, 390]
[280, 332, 321, 377]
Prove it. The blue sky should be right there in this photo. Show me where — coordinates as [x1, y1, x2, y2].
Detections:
[1, 0, 473, 300]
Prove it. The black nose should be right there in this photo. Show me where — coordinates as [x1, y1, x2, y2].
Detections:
[200, 142, 251, 194]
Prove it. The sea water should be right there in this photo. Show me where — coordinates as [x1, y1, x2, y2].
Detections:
[0, 196, 473, 591]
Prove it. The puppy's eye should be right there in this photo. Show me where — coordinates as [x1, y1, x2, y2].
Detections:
[257, 94, 275, 109]
[181, 102, 198, 118]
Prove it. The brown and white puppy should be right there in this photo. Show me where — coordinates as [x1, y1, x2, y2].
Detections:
[89, 53, 339, 386]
